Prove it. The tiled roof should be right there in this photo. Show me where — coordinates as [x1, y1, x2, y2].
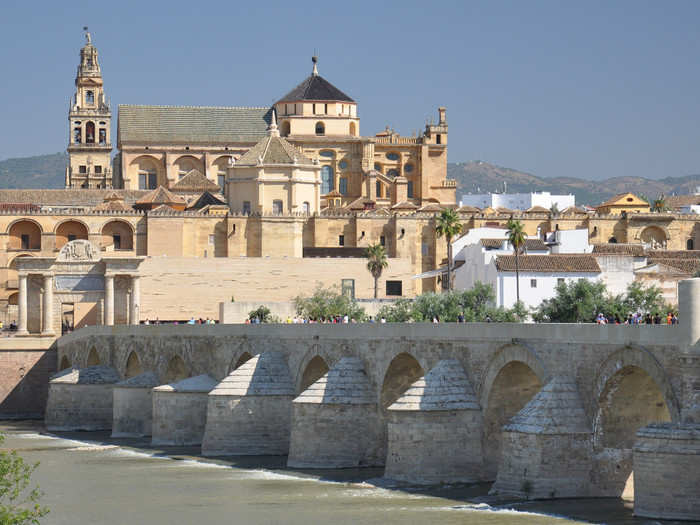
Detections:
[0, 189, 149, 206]
[646, 257, 700, 274]
[346, 197, 377, 211]
[495, 254, 601, 273]
[118, 105, 272, 144]
[235, 134, 312, 166]
[526, 205, 550, 213]
[418, 203, 443, 212]
[278, 74, 354, 103]
[0, 203, 41, 212]
[135, 186, 186, 206]
[560, 205, 589, 215]
[171, 170, 221, 193]
[666, 194, 700, 208]
[457, 205, 480, 213]
[187, 191, 226, 210]
[93, 199, 132, 212]
[592, 243, 646, 256]
[480, 238, 548, 251]
[646, 250, 700, 259]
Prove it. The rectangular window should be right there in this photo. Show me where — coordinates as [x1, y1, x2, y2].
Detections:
[313, 103, 316, 114]
[339, 177, 348, 195]
[407, 181, 414, 199]
[148, 173, 157, 189]
[376, 181, 382, 198]
[339, 235, 345, 246]
[436, 134, 442, 145]
[272, 200, 283, 214]
[218, 174, 225, 189]
[557, 278, 565, 286]
[386, 280, 403, 296]
[243, 201, 251, 215]
[324, 103, 328, 114]
[99, 129, 106, 145]
[380, 235, 386, 247]
[79, 165, 87, 174]
[341, 279, 355, 300]
[95, 165, 102, 174]
[139, 173, 147, 189]
[530, 279, 537, 288]
[20, 234, 29, 250]
[113, 234, 121, 250]
[208, 234, 215, 245]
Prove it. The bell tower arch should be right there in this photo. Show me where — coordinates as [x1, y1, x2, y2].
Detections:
[66, 28, 113, 189]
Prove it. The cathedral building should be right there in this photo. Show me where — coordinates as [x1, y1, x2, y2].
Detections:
[0, 30, 697, 333]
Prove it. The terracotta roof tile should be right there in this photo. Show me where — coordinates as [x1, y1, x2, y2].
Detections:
[646, 250, 700, 259]
[666, 195, 700, 208]
[135, 186, 186, 206]
[171, 170, 221, 193]
[592, 243, 646, 256]
[481, 238, 548, 251]
[235, 134, 312, 166]
[495, 254, 601, 273]
[646, 258, 700, 274]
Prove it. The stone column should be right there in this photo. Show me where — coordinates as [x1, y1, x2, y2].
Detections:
[129, 275, 140, 325]
[17, 274, 28, 335]
[42, 274, 54, 335]
[104, 274, 114, 326]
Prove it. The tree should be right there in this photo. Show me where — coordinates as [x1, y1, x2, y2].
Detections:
[293, 284, 366, 321]
[435, 208, 463, 291]
[623, 281, 666, 315]
[532, 279, 610, 323]
[248, 305, 272, 323]
[549, 203, 559, 216]
[365, 244, 388, 299]
[506, 218, 527, 304]
[0, 433, 48, 524]
[652, 194, 668, 213]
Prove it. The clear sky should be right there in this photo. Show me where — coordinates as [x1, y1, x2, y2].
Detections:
[1, 0, 699, 181]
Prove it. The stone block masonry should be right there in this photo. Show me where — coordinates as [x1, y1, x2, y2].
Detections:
[111, 372, 159, 437]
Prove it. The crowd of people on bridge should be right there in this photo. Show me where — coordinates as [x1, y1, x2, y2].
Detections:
[595, 312, 678, 325]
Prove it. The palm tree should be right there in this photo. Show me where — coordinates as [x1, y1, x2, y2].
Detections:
[652, 194, 667, 213]
[435, 208, 463, 291]
[506, 218, 527, 304]
[365, 243, 388, 299]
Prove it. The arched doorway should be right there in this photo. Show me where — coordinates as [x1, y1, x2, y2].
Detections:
[482, 361, 543, 478]
[87, 347, 100, 366]
[164, 355, 188, 384]
[125, 351, 143, 378]
[593, 365, 672, 497]
[8, 220, 41, 250]
[640, 226, 667, 249]
[299, 355, 329, 393]
[56, 221, 88, 250]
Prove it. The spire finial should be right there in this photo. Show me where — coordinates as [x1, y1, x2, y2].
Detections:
[268, 108, 280, 137]
[83, 26, 91, 44]
[312, 55, 318, 76]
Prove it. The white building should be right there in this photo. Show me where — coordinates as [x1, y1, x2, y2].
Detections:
[460, 191, 575, 211]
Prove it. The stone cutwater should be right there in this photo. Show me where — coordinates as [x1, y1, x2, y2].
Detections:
[111, 372, 160, 438]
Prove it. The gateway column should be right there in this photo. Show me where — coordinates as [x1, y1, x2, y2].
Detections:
[17, 274, 28, 335]
[129, 275, 140, 325]
[104, 274, 114, 326]
[42, 274, 54, 335]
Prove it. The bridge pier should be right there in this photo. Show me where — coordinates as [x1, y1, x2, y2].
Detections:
[631, 279, 700, 520]
[45, 366, 120, 431]
[151, 375, 217, 446]
[111, 372, 159, 437]
[490, 376, 591, 499]
[287, 357, 382, 468]
[201, 352, 295, 456]
[384, 359, 486, 484]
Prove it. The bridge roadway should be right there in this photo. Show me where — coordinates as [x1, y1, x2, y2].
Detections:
[50, 280, 700, 521]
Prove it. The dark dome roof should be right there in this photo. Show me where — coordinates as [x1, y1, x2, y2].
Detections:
[278, 74, 354, 103]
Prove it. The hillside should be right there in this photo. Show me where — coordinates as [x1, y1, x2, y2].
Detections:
[1, 154, 699, 207]
[0, 153, 67, 189]
[449, 161, 700, 206]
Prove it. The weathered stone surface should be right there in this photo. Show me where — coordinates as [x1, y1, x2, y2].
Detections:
[385, 359, 485, 483]
[44, 366, 120, 431]
[490, 376, 592, 499]
[288, 357, 381, 468]
[202, 353, 294, 456]
[151, 375, 216, 446]
[111, 372, 159, 437]
[633, 422, 700, 521]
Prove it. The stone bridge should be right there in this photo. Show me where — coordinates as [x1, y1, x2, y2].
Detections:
[50, 281, 700, 521]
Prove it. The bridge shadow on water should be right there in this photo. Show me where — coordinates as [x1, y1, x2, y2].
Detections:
[2, 422, 693, 525]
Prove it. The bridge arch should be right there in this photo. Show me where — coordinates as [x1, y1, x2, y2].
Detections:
[592, 345, 679, 497]
[163, 355, 189, 384]
[59, 355, 71, 371]
[480, 344, 547, 479]
[229, 351, 253, 373]
[298, 355, 330, 393]
[124, 351, 143, 378]
[380, 352, 425, 410]
[86, 346, 101, 367]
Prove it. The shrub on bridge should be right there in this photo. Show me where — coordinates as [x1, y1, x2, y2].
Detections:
[293, 285, 366, 322]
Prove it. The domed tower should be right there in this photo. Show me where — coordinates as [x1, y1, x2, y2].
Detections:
[66, 28, 113, 189]
[274, 57, 359, 138]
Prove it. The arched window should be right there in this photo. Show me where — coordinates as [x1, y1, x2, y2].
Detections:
[73, 127, 82, 144]
[315, 122, 325, 136]
[609, 237, 618, 244]
[321, 165, 334, 194]
[139, 168, 157, 189]
[404, 163, 414, 173]
[86, 91, 94, 105]
[687, 239, 694, 250]
[85, 121, 95, 144]
[175, 157, 200, 179]
[99, 129, 107, 145]
[349, 122, 357, 136]
[302, 202, 310, 214]
[373, 163, 381, 172]
[281, 121, 291, 137]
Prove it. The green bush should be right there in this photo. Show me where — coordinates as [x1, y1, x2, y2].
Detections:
[0, 433, 48, 524]
[293, 284, 366, 321]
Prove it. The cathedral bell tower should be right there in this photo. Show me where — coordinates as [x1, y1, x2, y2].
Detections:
[66, 28, 113, 189]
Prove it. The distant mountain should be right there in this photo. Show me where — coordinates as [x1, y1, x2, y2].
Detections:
[449, 161, 700, 206]
[1, 153, 699, 207]
[0, 153, 66, 189]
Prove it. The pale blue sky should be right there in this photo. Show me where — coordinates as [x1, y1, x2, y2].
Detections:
[1, 0, 699, 180]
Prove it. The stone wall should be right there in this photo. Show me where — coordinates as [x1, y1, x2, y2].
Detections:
[0, 338, 55, 419]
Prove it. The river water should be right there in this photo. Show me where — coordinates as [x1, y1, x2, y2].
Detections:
[0, 422, 674, 525]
